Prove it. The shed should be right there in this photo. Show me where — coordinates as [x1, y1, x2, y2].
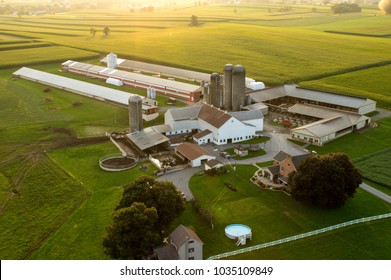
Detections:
[175, 142, 215, 167]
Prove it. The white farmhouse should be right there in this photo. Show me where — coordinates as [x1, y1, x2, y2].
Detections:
[165, 103, 263, 145]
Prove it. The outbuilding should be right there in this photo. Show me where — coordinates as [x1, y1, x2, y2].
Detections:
[175, 142, 215, 167]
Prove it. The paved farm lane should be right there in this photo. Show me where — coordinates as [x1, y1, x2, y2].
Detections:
[360, 182, 391, 204]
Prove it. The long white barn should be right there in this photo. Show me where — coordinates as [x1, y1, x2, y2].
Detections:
[165, 103, 263, 145]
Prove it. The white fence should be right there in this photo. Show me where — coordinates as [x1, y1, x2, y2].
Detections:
[207, 212, 391, 260]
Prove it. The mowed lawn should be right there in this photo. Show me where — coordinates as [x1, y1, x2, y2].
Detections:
[186, 165, 391, 259]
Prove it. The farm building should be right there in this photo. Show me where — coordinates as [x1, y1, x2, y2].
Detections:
[175, 142, 215, 167]
[204, 159, 224, 171]
[262, 151, 310, 184]
[250, 84, 376, 115]
[154, 224, 203, 260]
[12, 67, 158, 119]
[101, 54, 210, 83]
[62, 60, 202, 101]
[289, 104, 371, 146]
[165, 103, 264, 145]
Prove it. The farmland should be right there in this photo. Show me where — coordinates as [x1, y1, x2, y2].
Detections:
[0, 3, 390, 260]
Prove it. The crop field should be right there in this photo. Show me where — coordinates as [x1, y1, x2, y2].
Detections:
[355, 148, 391, 189]
[0, 4, 391, 260]
[299, 65, 391, 109]
[0, 46, 99, 69]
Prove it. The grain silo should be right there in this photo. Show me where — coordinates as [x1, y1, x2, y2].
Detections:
[128, 95, 143, 133]
[232, 65, 246, 111]
[210, 73, 222, 108]
[223, 64, 234, 110]
[107, 52, 118, 69]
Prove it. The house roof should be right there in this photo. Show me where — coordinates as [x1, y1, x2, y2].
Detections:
[175, 143, 213, 161]
[169, 225, 203, 248]
[205, 159, 223, 168]
[193, 129, 212, 140]
[154, 244, 179, 260]
[273, 151, 309, 168]
[250, 84, 375, 110]
[266, 165, 280, 175]
[273, 151, 288, 163]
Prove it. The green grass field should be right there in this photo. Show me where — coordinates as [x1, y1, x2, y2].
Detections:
[0, 4, 391, 260]
[186, 165, 391, 258]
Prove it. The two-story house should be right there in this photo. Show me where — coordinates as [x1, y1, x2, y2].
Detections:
[154, 225, 203, 260]
[263, 151, 310, 184]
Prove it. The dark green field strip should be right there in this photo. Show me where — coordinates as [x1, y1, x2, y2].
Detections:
[325, 30, 391, 38]
[0, 42, 53, 51]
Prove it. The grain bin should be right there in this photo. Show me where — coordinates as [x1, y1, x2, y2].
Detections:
[128, 95, 143, 133]
[223, 64, 234, 110]
[232, 65, 246, 111]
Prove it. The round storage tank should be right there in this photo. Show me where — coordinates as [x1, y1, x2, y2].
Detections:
[128, 95, 143, 133]
[232, 65, 246, 111]
[107, 52, 118, 69]
[210, 73, 222, 108]
[223, 64, 234, 110]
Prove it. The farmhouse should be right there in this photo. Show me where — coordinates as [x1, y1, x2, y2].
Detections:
[62, 60, 202, 101]
[165, 103, 263, 145]
[175, 142, 215, 167]
[154, 225, 203, 260]
[262, 151, 310, 184]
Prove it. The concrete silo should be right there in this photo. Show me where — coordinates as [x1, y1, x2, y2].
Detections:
[223, 64, 234, 110]
[107, 52, 118, 69]
[210, 73, 222, 108]
[232, 65, 246, 111]
[128, 95, 143, 133]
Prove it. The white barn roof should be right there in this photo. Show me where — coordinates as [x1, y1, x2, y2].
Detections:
[127, 127, 169, 150]
[251, 85, 376, 110]
[13, 67, 152, 107]
[65, 60, 202, 94]
[101, 57, 210, 82]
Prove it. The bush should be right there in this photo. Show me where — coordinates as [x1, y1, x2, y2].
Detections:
[331, 3, 362, 14]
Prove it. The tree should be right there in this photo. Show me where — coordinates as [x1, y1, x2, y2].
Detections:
[190, 15, 199, 26]
[379, 0, 391, 15]
[103, 26, 110, 36]
[331, 3, 362, 14]
[103, 202, 160, 259]
[104, 176, 184, 259]
[288, 153, 362, 208]
[116, 176, 184, 232]
[90, 28, 96, 36]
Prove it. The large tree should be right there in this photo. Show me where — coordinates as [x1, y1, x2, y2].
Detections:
[103, 202, 160, 259]
[379, 0, 391, 15]
[288, 153, 362, 208]
[116, 176, 184, 232]
[103, 176, 184, 259]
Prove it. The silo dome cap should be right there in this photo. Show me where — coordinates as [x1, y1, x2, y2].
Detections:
[128, 95, 142, 102]
[211, 72, 220, 78]
[233, 65, 245, 73]
[224, 64, 234, 71]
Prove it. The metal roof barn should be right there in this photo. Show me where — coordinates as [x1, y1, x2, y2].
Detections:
[12, 67, 156, 119]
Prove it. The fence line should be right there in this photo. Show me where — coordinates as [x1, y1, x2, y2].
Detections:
[207, 212, 391, 260]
